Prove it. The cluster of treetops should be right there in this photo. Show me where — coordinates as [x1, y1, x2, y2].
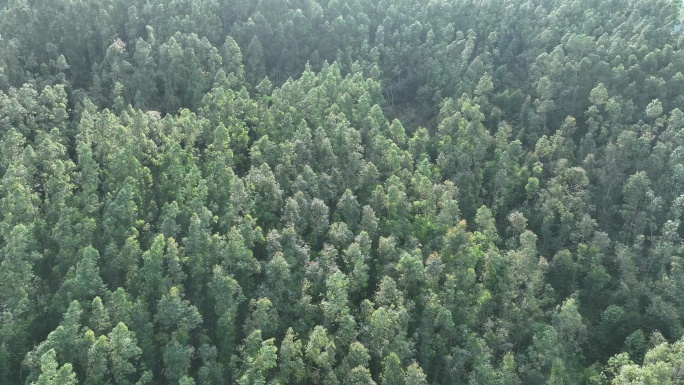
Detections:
[1, 0, 684, 384]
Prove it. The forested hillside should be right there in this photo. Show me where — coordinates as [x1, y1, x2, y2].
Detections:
[1, 0, 684, 384]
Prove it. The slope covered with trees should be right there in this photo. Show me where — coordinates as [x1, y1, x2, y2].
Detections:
[1, 0, 684, 384]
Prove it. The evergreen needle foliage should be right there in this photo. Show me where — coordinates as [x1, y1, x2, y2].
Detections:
[0, 0, 683, 384]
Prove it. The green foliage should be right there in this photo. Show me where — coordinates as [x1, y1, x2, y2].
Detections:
[1, 0, 683, 383]
[609, 337, 684, 384]
[109, 322, 142, 385]
[32, 349, 77, 385]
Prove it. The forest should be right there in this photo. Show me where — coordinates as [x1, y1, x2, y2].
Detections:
[1, 0, 684, 384]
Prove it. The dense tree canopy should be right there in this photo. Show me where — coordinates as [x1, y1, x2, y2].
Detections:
[1, 0, 684, 384]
